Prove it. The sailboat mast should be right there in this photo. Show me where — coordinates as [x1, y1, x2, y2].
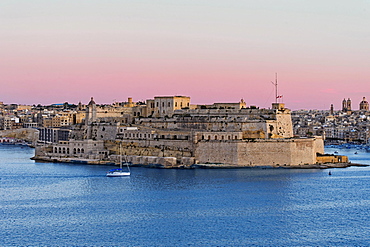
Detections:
[119, 143, 122, 169]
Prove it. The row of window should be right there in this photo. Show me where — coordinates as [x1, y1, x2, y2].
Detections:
[120, 132, 239, 140]
[123, 133, 153, 139]
[155, 102, 189, 108]
[54, 147, 85, 154]
[201, 135, 238, 140]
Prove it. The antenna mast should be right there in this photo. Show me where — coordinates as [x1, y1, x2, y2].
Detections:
[271, 73, 278, 103]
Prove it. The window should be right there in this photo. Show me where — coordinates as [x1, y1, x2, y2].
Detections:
[168, 102, 171, 107]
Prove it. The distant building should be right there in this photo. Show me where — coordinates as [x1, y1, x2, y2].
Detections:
[152, 96, 191, 118]
[359, 97, 369, 111]
[342, 98, 352, 113]
[330, 104, 334, 115]
[38, 127, 71, 143]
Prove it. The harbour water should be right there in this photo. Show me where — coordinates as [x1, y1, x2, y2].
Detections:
[1, 145, 370, 246]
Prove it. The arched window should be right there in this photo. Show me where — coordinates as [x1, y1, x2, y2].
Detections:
[215, 136, 218, 140]
[81, 148, 84, 153]
[54, 147, 58, 153]
[73, 148, 76, 154]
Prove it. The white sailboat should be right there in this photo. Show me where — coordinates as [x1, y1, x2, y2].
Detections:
[106, 143, 131, 177]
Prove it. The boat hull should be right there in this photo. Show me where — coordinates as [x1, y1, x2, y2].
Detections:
[106, 171, 130, 177]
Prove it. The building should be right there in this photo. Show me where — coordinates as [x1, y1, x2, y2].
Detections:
[359, 97, 369, 111]
[33, 96, 326, 168]
[152, 96, 191, 118]
[342, 98, 352, 113]
[38, 127, 71, 143]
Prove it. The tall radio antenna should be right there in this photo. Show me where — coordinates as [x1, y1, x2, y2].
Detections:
[271, 73, 278, 103]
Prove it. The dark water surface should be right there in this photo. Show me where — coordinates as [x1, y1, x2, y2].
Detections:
[1, 145, 370, 246]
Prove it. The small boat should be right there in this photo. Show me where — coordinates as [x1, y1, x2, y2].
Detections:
[107, 143, 130, 177]
[354, 152, 358, 154]
[334, 151, 338, 154]
[106, 167, 130, 177]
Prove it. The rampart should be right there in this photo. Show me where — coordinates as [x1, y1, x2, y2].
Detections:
[195, 137, 324, 167]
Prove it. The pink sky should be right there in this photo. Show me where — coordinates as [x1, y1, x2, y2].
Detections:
[1, 1, 369, 110]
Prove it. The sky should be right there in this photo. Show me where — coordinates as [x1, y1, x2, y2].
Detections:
[1, 0, 369, 110]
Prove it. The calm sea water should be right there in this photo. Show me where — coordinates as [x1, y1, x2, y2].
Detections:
[1, 145, 370, 246]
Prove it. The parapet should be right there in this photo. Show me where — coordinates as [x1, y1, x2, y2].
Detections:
[272, 103, 285, 110]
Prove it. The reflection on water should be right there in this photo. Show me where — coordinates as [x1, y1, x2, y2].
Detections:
[1, 145, 370, 246]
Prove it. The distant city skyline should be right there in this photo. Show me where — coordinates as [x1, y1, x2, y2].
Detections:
[1, 0, 369, 110]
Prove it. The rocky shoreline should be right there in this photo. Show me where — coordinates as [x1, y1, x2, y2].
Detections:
[31, 156, 368, 169]
[190, 162, 368, 169]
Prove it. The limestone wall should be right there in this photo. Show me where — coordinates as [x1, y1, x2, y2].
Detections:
[195, 138, 323, 167]
[313, 136, 325, 154]
[317, 155, 348, 164]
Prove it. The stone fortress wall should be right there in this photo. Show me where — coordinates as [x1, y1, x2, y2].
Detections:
[33, 96, 331, 168]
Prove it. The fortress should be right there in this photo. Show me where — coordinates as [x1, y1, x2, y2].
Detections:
[34, 96, 328, 168]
